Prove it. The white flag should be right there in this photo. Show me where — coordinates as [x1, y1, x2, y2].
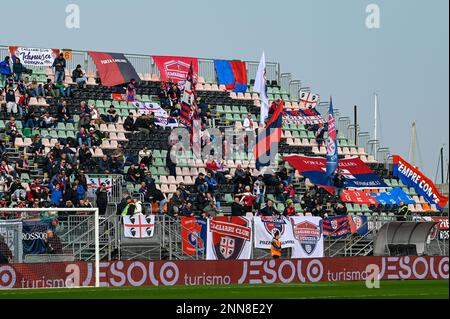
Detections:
[254, 52, 269, 124]
[123, 213, 155, 238]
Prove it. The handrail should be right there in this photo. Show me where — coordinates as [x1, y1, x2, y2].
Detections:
[160, 214, 205, 260]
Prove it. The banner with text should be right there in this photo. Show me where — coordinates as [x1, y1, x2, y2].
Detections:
[88, 51, 140, 87]
[206, 216, 252, 260]
[284, 155, 388, 189]
[393, 155, 448, 210]
[254, 216, 295, 249]
[323, 216, 350, 238]
[1, 256, 447, 289]
[9, 46, 59, 67]
[290, 216, 324, 258]
[152, 56, 199, 84]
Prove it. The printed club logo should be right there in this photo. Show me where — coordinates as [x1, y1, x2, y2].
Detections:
[219, 237, 235, 259]
[331, 219, 338, 230]
[353, 216, 363, 230]
[294, 221, 322, 255]
[211, 217, 250, 260]
[164, 60, 196, 82]
[262, 217, 286, 237]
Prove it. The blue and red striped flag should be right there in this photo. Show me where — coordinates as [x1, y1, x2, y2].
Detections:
[180, 63, 198, 128]
[254, 100, 284, 170]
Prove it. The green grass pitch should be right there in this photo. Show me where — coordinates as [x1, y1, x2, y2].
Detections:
[0, 280, 448, 299]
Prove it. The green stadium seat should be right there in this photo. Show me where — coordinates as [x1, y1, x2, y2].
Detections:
[223, 106, 232, 114]
[239, 106, 247, 114]
[154, 158, 165, 167]
[153, 150, 162, 158]
[224, 194, 233, 203]
[57, 131, 67, 139]
[216, 105, 224, 114]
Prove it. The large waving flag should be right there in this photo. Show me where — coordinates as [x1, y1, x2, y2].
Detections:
[393, 155, 448, 209]
[88, 51, 140, 87]
[283, 155, 388, 189]
[325, 97, 338, 185]
[254, 52, 269, 124]
[180, 63, 197, 128]
[254, 100, 284, 170]
[214, 60, 248, 92]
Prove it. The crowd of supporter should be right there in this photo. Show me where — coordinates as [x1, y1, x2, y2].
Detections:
[0, 53, 416, 222]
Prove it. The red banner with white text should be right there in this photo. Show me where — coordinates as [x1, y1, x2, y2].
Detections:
[1, 256, 447, 289]
[152, 56, 198, 83]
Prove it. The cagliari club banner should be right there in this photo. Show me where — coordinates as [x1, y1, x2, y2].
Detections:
[88, 51, 140, 86]
[122, 214, 155, 239]
[253, 216, 295, 249]
[152, 56, 199, 83]
[206, 216, 252, 260]
[1, 256, 447, 289]
[393, 155, 448, 210]
[9, 46, 60, 66]
[290, 216, 324, 258]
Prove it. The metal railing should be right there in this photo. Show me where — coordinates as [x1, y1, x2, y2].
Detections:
[0, 45, 281, 85]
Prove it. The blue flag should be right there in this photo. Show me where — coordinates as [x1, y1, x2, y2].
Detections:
[325, 97, 338, 185]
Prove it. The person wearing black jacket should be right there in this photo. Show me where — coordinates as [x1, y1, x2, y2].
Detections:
[0, 235, 13, 264]
[312, 203, 327, 218]
[45, 230, 63, 254]
[166, 148, 176, 177]
[333, 202, 348, 215]
[231, 197, 245, 216]
[260, 200, 280, 217]
[333, 170, 346, 199]
[52, 53, 66, 83]
[72, 64, 87, 88]
[123, 113, 136, 131]
[95, 183, 108, 215]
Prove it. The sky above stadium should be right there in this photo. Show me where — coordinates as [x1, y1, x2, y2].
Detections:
[1, 0, 448, 178]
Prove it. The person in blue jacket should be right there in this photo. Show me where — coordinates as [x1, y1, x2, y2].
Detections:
[0, 56, 12, 83]
[49, 182, 63, 207]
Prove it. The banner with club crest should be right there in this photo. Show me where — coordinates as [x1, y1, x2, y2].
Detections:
[290, 216, 324, 258]
[253, 216, 295, 249]
[206, 216, 252, 260]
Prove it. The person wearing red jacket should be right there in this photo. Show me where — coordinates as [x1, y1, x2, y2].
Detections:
[237, 186, 256, 214]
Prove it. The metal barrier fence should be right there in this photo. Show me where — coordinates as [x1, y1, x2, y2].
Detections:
[0, 45, 280, 84]
[85, 174, 124, 205]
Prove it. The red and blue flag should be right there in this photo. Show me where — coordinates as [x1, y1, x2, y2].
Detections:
[254, 100, 283, 170]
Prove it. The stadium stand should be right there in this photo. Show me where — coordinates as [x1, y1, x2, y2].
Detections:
[0, 49, 446, 221]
